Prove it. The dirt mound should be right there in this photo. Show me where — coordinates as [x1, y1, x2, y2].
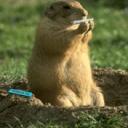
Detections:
[93, 68, 128, 106]
[0, 68, 128, 128]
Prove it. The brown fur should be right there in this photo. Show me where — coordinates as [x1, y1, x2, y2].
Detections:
[27, 0, 105, 107]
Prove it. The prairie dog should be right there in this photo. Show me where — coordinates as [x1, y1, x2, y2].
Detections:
[27, 0, 105, 107]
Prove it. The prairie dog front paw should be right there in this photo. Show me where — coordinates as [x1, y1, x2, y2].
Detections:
[73, 17, 94, 34]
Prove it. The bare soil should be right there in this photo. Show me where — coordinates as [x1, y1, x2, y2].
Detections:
[0, 68, 128, 128]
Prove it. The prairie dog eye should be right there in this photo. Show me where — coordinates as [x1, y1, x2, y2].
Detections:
[50, 5, 54, 10]
[63, 5, 71, 9]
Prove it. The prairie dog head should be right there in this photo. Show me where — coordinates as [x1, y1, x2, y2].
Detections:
[44, 0, 89, 26]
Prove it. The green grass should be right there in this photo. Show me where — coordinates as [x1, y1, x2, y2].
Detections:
[8, 112, 124, 128]
[74, 112, 123, 128]
[89, 6, 128, 69]
[0, 0, 128, 82]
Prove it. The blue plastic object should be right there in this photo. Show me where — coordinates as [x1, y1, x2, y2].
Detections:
[8, 89, 33, 97]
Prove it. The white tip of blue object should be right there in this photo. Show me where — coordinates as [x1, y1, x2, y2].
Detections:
[8, 89, 33, 97]
[72, 17, 94, 24]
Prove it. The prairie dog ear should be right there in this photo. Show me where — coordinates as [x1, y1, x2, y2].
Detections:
[44, 4, 56, 19]
[44, 1, 71, 19]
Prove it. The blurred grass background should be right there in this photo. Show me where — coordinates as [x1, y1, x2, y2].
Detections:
[0, 0, 128, 83]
